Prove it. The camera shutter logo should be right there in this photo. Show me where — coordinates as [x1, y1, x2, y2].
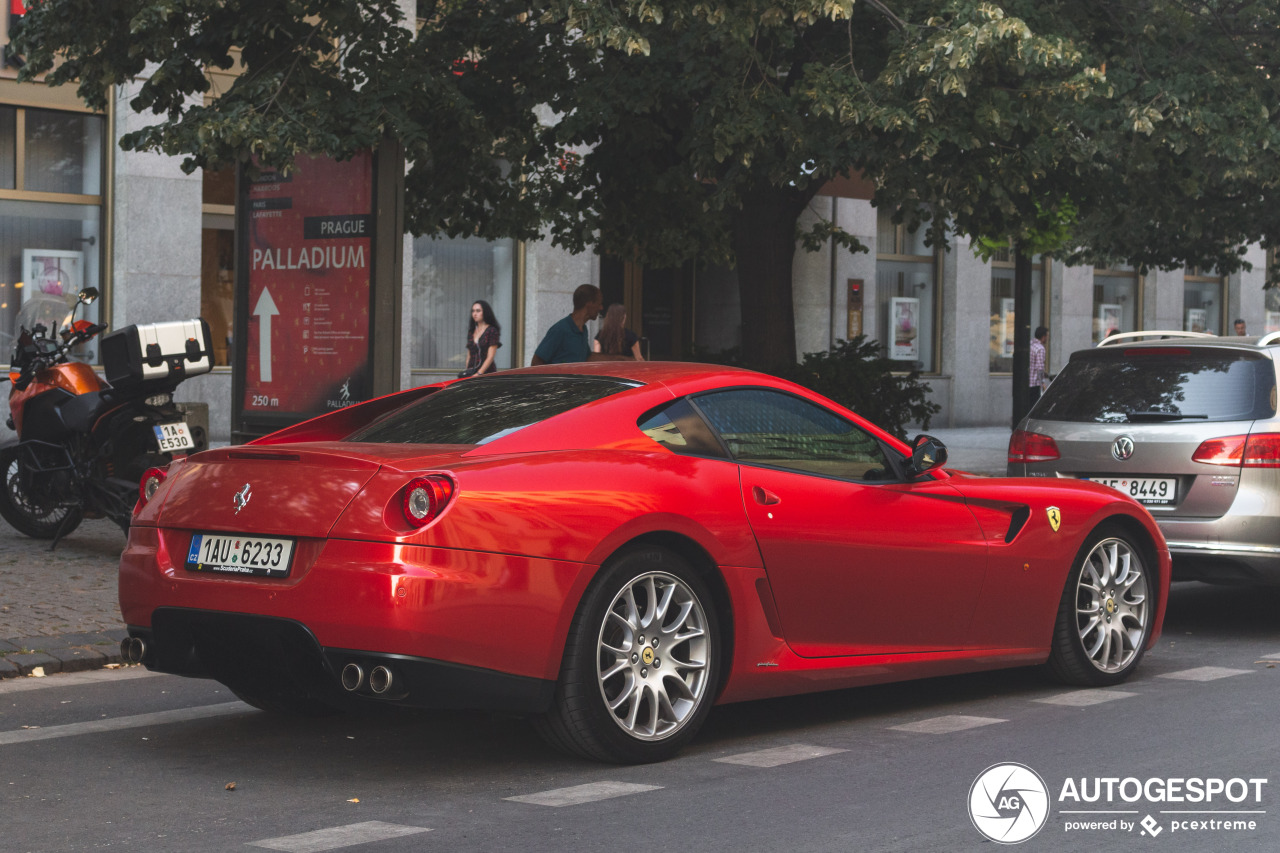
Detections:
[969, 763, 1050, 844]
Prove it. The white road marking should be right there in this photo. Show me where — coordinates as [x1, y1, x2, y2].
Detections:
[889, 715, 1006, 734]
[1159, 666, 1252, 682]
[1263, 651, 1280, 660]
[247, 821, 430, 852]
[713, 743, 848, 768]
[0, 702, 247, 746]
[1034, 690, 1138, 707]
[0, 666, 162, 695]
[505, 781, 662, 807]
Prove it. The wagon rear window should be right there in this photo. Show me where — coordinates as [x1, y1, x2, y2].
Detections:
[345, 376, 638, 445]
[1035, 349, 1277, 423]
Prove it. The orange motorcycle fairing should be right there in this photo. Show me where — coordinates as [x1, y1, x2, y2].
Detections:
[8, 363, 105, 434]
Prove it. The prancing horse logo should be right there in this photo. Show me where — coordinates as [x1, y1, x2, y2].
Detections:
[233, 483, 252, 514]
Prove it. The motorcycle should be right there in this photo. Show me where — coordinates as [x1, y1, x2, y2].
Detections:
[0, 287, 211, 544]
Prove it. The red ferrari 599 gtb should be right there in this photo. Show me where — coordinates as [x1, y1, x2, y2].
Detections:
[121, 363, 1170, 763]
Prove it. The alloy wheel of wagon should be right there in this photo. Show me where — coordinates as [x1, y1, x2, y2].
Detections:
[1049, 524, 1152, 686]
[536, 547, 721, 763]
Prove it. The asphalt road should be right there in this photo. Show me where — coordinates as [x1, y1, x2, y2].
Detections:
[1, 581, 1277, 853]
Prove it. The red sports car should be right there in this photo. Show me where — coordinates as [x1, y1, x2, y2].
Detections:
[120, 363, 1170, 763]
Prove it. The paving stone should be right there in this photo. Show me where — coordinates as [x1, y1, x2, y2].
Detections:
[0, 658, 18, 679]
[0, 639, 19, 653]
[46, 646, 108, 673]
[6, 652, 62, 676]
[54, 632, 120, 648]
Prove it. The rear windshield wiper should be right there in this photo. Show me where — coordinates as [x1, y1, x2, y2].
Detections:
[1124, 411, 1209, 422]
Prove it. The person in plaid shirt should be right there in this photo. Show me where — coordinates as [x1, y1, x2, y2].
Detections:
[1029, 326, 1049, 405]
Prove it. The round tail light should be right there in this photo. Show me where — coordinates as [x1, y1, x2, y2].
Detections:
[402, 475, 456, 527]
[139, 466, 168, 507]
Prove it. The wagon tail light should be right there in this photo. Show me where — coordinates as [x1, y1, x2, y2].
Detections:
[1008, 429, 1061, 463]
[402, 475, 455, 527]
[1192, 434, 1280, 468]
[138, 466, 168, 507]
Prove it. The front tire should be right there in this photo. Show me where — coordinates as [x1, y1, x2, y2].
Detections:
[1048, 523, 1153, 686]
[536, 547, 722, 763]
[0, 446, 83, 539]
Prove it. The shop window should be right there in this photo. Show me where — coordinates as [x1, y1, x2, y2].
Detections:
[1092, 265, 1140, 344]
[1266, 252, 1280, 333]
[989, 245, 1046, 373]
[0, 105, 104, 359]
[411, 234, 517, 373]
[1183, 266, 1224, 335]
[200, 166, 235, 366]
[875, 209, 938, 372]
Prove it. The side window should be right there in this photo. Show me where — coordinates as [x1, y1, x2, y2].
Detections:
[637, 399, 728, 458]
[693, 388, 894, 481]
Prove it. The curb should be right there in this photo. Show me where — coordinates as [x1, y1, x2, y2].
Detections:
[0, 628, 128, 679]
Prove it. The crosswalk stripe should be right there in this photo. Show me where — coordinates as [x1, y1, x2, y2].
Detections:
[1159, 666, 1252, 682]
[0, 701, 248, 746]
[1034, 690, 1137, 707]
[713, 743, 847, 768]
[889, 715, 1005, 734]
[247, 821, 430, 852]
[505, 781, 662, 807]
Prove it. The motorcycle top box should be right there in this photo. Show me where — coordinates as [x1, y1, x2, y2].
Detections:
[102, 319, 213, 392]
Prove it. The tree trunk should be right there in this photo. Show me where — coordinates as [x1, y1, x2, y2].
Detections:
[733, 189, 811, 370]
[1011, 247, 1032, 427]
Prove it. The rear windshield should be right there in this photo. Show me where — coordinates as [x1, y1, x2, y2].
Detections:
[345, 376, 638, 445]
[1035, 349, 1277, 424]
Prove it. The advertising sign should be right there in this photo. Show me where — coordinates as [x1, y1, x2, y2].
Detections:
[890, 297, 920, 361]
[239, 152, 375, 425]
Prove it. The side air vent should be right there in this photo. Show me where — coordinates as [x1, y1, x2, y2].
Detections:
[1005, 507, 1031, 543]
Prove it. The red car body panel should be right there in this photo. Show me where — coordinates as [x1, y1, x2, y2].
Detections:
[120, 362, 1171, 713]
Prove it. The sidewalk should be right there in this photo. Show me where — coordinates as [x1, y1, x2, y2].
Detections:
[0, 519, 128, 679]
[0, 426, 1013, 680]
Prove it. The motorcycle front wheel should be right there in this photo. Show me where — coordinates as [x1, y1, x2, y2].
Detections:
[0, 446, 83, 540]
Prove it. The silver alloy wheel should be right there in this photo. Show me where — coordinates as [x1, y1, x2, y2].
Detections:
[1075, 537, 1148, 672]
[596, 570, 710, 741]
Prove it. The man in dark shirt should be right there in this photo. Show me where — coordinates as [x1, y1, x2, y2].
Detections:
[531, 284, 605, 365]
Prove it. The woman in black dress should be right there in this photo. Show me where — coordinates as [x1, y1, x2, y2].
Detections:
[592, 304, 643, 360]
[461, 300, 501, 376]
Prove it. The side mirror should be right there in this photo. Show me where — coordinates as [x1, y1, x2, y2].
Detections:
[906, 434, 948, 478]
[78, 287, 99, 305]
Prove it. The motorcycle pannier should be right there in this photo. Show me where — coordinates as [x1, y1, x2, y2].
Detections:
[102, 319, 214, 390]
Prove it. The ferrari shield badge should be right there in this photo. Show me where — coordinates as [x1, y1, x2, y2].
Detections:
[1046, 506, 1062, 532]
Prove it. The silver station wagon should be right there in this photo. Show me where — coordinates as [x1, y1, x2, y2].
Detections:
[1009, 331, 1280, 584]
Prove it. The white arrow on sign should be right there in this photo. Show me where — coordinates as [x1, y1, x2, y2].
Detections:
[254, 286, 280, 382]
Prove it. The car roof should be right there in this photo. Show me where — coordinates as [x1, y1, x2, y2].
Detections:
[1087, 332, 1280, 357]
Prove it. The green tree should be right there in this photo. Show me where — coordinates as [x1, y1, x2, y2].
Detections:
[15, 1, 1280, 369]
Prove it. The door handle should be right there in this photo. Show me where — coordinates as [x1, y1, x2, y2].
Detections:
[752, 486, 781, 506]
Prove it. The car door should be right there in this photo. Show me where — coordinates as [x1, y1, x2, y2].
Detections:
[691, 388, 990, 657]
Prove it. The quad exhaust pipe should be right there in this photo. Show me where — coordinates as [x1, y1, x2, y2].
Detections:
[120, 636, 147, 664]
[341, 662, 396, 696]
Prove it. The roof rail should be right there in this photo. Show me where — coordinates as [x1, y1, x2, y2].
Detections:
[1097, 330, 1217, 347]
[1257, 331, 1280, 346]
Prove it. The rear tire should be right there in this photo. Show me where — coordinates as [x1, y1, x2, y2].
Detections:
[1048, 523, 1153, 686]
[0, 446, 83, 539]
[535, 547, 722, 764]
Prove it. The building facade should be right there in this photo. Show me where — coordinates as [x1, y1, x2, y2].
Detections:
[2, 55, 1273, 439]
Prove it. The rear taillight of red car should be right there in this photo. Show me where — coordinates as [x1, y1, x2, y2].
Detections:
[138, 466, 168, 508]
[1008, 429, 1061, 464]
[402, 475, 456, 527]
[1192, 434, 1280, 467]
